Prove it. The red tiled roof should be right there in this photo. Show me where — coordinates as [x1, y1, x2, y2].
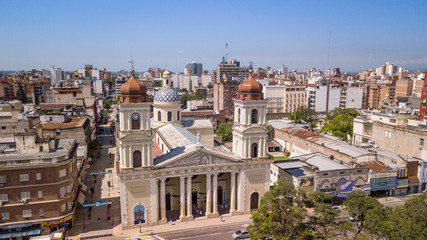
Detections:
[41, 118, 88, 130]
[39, 103, 75, 110]
[152, 142, 164, 159]
[360, 161, 392, 172]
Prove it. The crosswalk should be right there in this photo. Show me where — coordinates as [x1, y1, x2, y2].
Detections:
[124, 235, 165, 240]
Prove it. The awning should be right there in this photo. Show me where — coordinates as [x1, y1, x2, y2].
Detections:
[363, 122, 373, 126]
[0, 223, 32, 230]
[0, 229, 41, 239]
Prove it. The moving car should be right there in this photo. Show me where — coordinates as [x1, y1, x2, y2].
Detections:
[232, 230, 250, 239]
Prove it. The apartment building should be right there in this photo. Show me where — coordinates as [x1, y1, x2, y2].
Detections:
[213, 80, 240, 118]
[264, 85, 306, 113]
[0, 135, 80, 237]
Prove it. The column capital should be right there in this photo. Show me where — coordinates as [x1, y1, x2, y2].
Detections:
[160, 177, 166, 182]
[179, 176, 186, 180]
[186, 175, 192, 179]
[231, 171, 237, 176]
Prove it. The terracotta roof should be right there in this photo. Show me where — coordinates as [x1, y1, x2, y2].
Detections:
[39, 103, 75, 110]
[181, 110, 216, 116]
[120, 70, 147, 96]
[41, 118, 88, 130]
[237, 73, 263, 94]
[360, 161, 392, 172]
[152, 142, 164, 159]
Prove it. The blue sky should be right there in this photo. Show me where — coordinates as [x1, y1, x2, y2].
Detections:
[1, 0, 427, 72]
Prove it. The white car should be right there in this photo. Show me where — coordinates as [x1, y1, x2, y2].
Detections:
[232, 230, 250, 239]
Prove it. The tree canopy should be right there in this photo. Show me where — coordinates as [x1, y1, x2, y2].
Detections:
[180, 91, 206, 109]
[289, 106, 317, 131]
[15, 81, 28, 103]
[216, 124, 232, 142]
[321, 108, 360, 141]
[248, 181, 427, 240]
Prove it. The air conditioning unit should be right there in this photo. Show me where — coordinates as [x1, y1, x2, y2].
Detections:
[22, 199, 27, 204]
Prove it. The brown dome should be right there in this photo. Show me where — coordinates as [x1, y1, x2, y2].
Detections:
[120, 70, 148, 103]
[120, 70, 147, 96]
[237, 73, 263, 94]
[236, 73, 264, 100]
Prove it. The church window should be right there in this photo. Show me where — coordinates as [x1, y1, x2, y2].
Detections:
[251, 109, 258, 124]
[251, 143, 258, 158]
[158, 111, 161, 121]
[168, 111, 172, 121]
[177, 111, 180, 121]
[133, 150, 142, 168]
[131, 113, 140, 130]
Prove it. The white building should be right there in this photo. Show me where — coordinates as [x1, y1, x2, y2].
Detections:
[49, 66, 64, 86]
[307, 85, 341, 112]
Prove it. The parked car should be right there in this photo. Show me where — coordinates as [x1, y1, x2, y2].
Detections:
[232, 230, 250, 239]
[332, 205, 341, 213]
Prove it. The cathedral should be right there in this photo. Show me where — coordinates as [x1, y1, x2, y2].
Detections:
[116, 69, 271, 228]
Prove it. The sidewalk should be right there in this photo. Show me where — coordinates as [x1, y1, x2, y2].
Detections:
[68, 213, 252, 239]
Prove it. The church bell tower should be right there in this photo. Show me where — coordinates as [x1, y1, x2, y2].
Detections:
[232, 73, 268, 159]
[118, 69, 153, 169]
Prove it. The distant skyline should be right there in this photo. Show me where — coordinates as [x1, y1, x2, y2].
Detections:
[1, 0, 427, 73]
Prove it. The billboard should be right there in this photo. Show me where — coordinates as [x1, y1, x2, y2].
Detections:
[337, 180, 353, 198]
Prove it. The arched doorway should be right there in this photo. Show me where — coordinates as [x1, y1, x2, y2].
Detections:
[133, 150, 141, 168]
[250, 192, 259, 210]
[217, 186, 223, 205]
[251, 143, 258, 158]
[165, 192, 171, 211]
[167, 111, 172, 121]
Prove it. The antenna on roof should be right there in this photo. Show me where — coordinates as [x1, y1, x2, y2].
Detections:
[225, 43, 228, 63]
[129, 47, 135, 70]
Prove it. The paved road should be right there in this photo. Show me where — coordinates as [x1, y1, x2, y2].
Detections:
[157, 220, 251, 240]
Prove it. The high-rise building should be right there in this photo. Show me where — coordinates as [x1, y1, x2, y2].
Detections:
[419, 70, 427, 120]
[215, 58, 240, 84]
[281, 65, 288, 75]
[213, 79, 240, 117]
[49, 66, 64, 86]
[184, 62, 203, 77]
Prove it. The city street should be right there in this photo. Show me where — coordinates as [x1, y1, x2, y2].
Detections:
[69, 108, 122, 236]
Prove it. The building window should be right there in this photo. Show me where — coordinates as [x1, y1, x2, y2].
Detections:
[251, 109, 258, 124]
[1, 126, 5, 130]
[66, 185, 71, 193]
[157, 111, 161, 121]
[0, 212, 9, 220]
[61, 204, 66, 212]
[22, 210, 32, 218]
[167, 111, 172, 121]
[59, 187, 66, 198]
[39, 146, 43, 152]
[21, 192, 30, 200]
[20, 174, 29, 182]
[251, 143, 258, 158]
[421, 138, 424, 146]
[37, 191, 43, 199]
[133, 150, 142, 168]
[177, 112, 180, 121]
[39, 209, 44, 216]
[36, 173, 41, 181]
[59, 169, 66, 178]
[131, 113, 140, 130]
[0, 176, 6, 184]
[0, 194, 8, 202]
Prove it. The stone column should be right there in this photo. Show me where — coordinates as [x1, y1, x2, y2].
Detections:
[119, 146, 124, 169]
[258, 107, 261, 124]
[243, 138, 247, 159]
[206, 174, 211, 215]
[259, 137, 263, 158]
[179, 176, 185, 220]
[230, 172, 236, 214]
[262, 138, 266, 157]
[141, 144, 146, 167]
[146, 110, 151, 129]
[120, 111, 124, 131]
[186, 176, 193, 219]
[127, 110, 131, 130]
[148, 144, 152, 166]
[127, 145, 131, 168]
[160, 178, 166, 222]
[212, 173, 218, 216]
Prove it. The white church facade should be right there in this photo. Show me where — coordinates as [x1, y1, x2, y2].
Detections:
[116, 70, 271, 228]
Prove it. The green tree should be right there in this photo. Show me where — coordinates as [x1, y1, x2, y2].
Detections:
[266, 124, 275, 140]
[207, 82, 213, 89]
[321, 108, 360, 141]
[104, 77, 115, 88]
[101, 111, 110, 121]
[383, 193, 427, 240]
[153, 81, 162, 87]
[289, 106, 317, 131]
[308, 203, 352, 239]
[248, 179, 312, 240]
[343, 191, 383, 235]
[15, 82, 27, 103]
[104, 99, 112, 109]
[216, 124, 232, 142]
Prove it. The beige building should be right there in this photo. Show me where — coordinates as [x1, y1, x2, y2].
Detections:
[264, 85, 306, 113]
[117, 71, 271, 229]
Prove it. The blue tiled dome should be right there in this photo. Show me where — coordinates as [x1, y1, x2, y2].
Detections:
[154, 88, 180, 103]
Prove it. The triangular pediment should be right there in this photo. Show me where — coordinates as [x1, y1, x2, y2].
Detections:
[155, 146, 242, 169]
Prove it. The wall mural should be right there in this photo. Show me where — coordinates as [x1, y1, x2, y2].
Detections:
[134, 205, 145, 224]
